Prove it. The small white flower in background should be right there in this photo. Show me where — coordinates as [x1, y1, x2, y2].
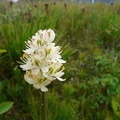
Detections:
[20, 29, 66, 92]
[7, 0, 19, 3]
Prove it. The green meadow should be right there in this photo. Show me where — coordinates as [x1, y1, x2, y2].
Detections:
[0, 1, 120, 119]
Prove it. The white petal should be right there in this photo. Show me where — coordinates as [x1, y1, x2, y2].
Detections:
[56, 59, 66, 63]
[49, 29, 55, 42]
[24, 75, 35, 84]
[40, 85, 48, 92]
[54, 71, 64, 77]
[56, 77, 66, 81]
[31, 68, 39, 75]
[20, 63, 33, 70]
[33, 84, 40, 89]
[44, 31, 49, 42]
[41, 66, 48, 72]
[43, 73, 54, 80]
[23, 47, 37, 55]
[42, 80, 51, 86]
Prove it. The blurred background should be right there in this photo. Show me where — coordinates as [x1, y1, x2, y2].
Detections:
[0, 0, 120, 120]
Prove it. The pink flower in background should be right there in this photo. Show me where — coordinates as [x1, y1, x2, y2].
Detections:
[64, 3, 67, 10]
[45, 3, 49, 17]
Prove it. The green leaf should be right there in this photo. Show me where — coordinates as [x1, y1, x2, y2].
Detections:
[111, 98, 120, 117]
[0, 102, 13, 115]
[0, 49, 7, 54]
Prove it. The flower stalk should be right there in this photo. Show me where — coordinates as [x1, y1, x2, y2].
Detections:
[20, 29, 66, 119]
[41, 92, 46, 120]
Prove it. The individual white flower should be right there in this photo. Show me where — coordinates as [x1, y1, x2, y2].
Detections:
[24, 71, 51, 92]
[43, 62, 65, 81]
[20, 29, 66, 92]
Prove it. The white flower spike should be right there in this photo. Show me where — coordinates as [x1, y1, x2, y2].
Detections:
[20, 29, 66, 92]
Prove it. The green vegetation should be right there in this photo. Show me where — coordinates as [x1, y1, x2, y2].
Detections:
[0, 1, 120, 119]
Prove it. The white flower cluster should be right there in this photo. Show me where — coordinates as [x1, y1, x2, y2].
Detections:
[20, 29, 66, 92]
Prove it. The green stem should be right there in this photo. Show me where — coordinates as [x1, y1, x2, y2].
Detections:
[41, 92, 46, 120]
